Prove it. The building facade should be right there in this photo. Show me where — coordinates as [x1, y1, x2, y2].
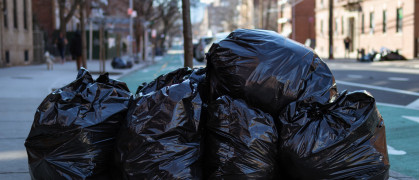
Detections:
[315, 0, 419, 59]
[1, 0, 33, 67]
[278, 0, 316, 45]
[32, 0, 55, 39]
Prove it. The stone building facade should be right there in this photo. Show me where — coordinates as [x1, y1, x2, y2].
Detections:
[1, 0, 33, 67]
[315, 0, 419, 59]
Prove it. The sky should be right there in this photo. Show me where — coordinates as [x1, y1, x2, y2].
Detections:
[191, 2, 206, 23]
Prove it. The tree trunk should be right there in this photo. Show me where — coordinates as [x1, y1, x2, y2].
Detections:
[58, 0, 80, 35]
[80, 0, 87, 68]
[328, 0, 334, 59]
[59, 0, 66, 35]
[182, 0, 193, 68]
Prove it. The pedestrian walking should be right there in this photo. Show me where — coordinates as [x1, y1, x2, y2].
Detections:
[55, 32, 68, 64]
[69, 30, 85, 70]
[344, 37, 351, 58]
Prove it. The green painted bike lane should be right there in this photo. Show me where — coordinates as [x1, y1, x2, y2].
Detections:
[118, 49, 419, 179]
[377, 104, 419, 179]
[119, 49, 184, 92]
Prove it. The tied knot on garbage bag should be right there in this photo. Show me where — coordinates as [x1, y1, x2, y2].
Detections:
[115, 67, 207, 179]
[206, 29, 337, 116]
[278, 90, 389, 179]
[205, 95, 279, 179]
[25, 68, 132, 180]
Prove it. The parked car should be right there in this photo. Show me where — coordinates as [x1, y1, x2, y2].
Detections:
[194, 36, 213, 62]
[194, 32, 230, 62]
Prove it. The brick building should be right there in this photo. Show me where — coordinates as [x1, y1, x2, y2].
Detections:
[315, 0, 419, 59]
[277, 0, 316, 45]
[32, 0, 56, 39]
[0, 0, 33, 67]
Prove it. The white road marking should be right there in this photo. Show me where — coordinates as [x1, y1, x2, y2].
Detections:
[387, 145, 407, 155]
[347, 74, 363, 79]
[402, 116, 419, 124]
[0, 150, 27, 161]
[336, 80, 419, 96]
[388, 77, 409, 81]
[406, 99, 419, 109]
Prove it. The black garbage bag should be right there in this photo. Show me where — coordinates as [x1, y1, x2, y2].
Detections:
[112, 57, 133, 69]
[278, 91, 390, 179]
[24, 68, 132, 180]
[206, 29, 337, 115]
[206, 95, 279, 179]
[135, 67, 195, 95]
[116, 68, 206, 179]
[382, 51, 407, 61]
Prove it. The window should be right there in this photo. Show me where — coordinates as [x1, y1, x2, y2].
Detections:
[341, 17, 344, 35]
[5, 51, 10, 64]
[382, 10, 387, 33]
[24, 50, 29, 62]
[396, 8, 403, 32]
[13, 0, 17, 29]
[3, 0, 7, 28]
[335, 18, 338, 34]
[320, 0, 324, 7]
[320, 19, 323, 34]
[361, 13, 364, 34]
[369, 12, 374, 34]
[23, 0, 27, 29]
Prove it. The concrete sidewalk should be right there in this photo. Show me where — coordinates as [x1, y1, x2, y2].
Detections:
[0, 59, 148, 179]
[323, 58, 419, 74]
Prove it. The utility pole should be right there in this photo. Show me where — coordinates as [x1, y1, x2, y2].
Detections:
[129, 0, 133, 57]
[182, 0, 193, 68]
[328, 0, 334, 59]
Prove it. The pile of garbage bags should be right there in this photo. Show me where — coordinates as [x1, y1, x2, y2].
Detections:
[25, 29, 389, 180]
[358, 47, 407, 62]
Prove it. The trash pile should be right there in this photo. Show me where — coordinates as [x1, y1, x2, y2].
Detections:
[25, 29, 390, 180]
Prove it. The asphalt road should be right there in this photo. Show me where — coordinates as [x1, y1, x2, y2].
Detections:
[330, 68, 419, 107]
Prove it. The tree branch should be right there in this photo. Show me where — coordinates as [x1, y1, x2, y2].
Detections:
[64, 0, 82, 24]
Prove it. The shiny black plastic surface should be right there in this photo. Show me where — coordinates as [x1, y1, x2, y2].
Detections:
[206, 95, 279, 179]
[115, 68, 206, 179]
[206, 29, 337, 115]
[25, 68, 132, 180]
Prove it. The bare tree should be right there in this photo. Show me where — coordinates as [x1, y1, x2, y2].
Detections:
[155, 0, 181, 48]
[58, 0, 81, 35]
[133, 0, 155, 60]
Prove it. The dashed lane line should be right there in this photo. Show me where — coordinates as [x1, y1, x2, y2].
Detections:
[388, 77, 410, 81]
[336, 80, 419, 97]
